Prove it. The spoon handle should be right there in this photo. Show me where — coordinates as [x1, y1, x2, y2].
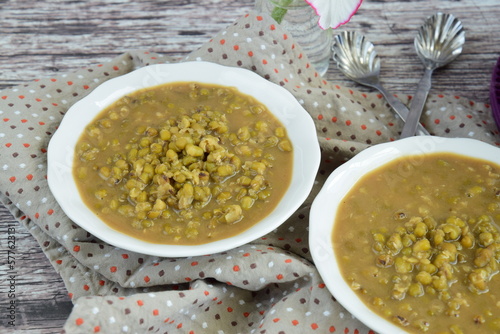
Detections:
[401, 68, 433, 138]
[375, 84, 430, 136]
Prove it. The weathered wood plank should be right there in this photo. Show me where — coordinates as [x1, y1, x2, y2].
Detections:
[1, 0, 499, 332]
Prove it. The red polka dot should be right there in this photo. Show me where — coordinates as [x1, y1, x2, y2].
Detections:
[292, 320, 299, 326]
[434, 119, 441, 124]
[144, 276, 150, 283]
[360, 124, 367, 130]
[121, 254, 129, 259]
[191, 261, 198, 266]
[176, 323, 183, 329]
[1, 96, 7, 100]
[311, 323, 319, 330]
[113, 66, 119, 71]
[376, 130, 382, 136]
[83, 284, 90, 291]
[204, 290, 210, 296]
[75, 318, 84, 326]
[5, 143, 12, 148]
[137, 300, 144, 306]
[270, 24, 276, 30]
[233, 265, 240, 272]
[110, 266, 117, 273]
[83, 85, 90, 90]
[94, 326, 100, 333]
[345, 120, 352, 126]
[233, 45, 239, 51]
[23, 143, 30, 148]
[220, 39, 226, 45]
[67, 81, 73, 86]
[56, 260, 62, 265]
[318, 283, 326, 288]
[21, 119, 27, 123]
[329, 326, 336, 333]
[18, 95, 25, 99]
[153, 309, 159, 316]
[99, 280, 105, 286]
[73, 245, 80, 252]
[262, 59, 268, 65]
[50, 78, 57, 82]
[331, 117, 337, 123]
[276, 274, 284, 280]
[283, 34, 288, 40]
[248, 51, 254, 57]
[3, 118, 9, 122]
[47, 209, 54, 215]
[227, 307, 233, 312]
[317, 114, 324, 120]
[9, 176, 16, 183]
[243, 312, 250, 317]
[285, 259, 292, 263]
[273, 318, 280, 322]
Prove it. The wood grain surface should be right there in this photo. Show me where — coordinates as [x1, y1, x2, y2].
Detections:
[1, 0, 499, 333]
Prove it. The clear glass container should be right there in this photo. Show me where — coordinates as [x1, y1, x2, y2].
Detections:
[256, 0, 332, 76]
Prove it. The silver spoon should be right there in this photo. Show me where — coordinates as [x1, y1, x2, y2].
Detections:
[400, 12, 465, 138]
[332, 31, 429, 136]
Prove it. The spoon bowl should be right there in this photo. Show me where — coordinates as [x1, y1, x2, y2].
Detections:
[332, 31, 429, 136]
[415, 13, 465, 70]
[401, 13, 465, 138]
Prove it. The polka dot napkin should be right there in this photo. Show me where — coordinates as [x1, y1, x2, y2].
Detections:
[1, 11, 499, 334]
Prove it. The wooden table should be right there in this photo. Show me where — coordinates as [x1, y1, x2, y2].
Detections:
[1, 0, 499, 332]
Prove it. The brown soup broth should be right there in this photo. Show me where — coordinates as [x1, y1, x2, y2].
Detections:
[73, 82, 293, 245]
[333, 152, 500, 333]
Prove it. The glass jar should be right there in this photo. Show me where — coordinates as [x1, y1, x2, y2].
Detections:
[256, 0, 333, 76]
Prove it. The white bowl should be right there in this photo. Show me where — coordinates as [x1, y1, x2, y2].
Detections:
[309, 136, 500, 333]
[47, 61, 320, 257]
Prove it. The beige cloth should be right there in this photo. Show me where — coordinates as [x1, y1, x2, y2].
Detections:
[0, 11, 498, 333]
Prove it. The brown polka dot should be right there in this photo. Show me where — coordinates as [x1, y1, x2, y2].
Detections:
[125, 308, 131, 314]
[250, 263, 257, 269]
[159, 270, 165, 277]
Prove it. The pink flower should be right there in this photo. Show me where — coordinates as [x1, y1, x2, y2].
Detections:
[306, 0, 363, 29]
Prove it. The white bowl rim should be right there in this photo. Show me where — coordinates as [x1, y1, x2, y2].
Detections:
[47, 61, 320, 257]
[309, 136, 500, 333]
